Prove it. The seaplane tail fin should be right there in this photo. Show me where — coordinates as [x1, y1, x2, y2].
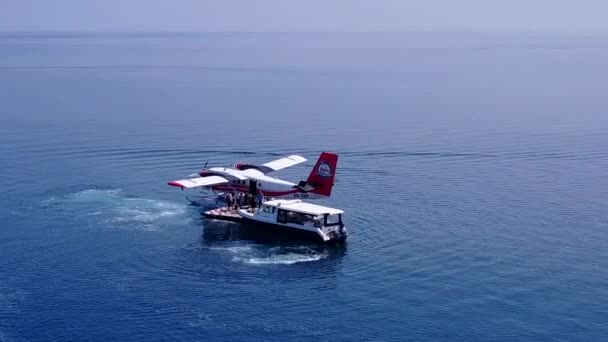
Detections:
[306, 152, 338, 197]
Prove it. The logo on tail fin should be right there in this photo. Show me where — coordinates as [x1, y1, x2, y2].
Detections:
[317, 161, 333, 179]
[305, 152, 338, 197]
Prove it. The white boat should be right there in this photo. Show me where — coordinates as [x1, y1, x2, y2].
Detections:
[237, 199, 347, 244]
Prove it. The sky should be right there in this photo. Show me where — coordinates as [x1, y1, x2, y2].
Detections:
[2, 0, 608, 32]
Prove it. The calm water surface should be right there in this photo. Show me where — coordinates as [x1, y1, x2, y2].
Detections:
[1, 32, 607, 341]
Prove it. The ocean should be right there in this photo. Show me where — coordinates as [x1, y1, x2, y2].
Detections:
[1, 32, 607, 341]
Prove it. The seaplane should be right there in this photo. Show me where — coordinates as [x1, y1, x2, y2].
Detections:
[168, 152, 338, 205]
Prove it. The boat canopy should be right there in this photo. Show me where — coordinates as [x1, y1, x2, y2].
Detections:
[263, 199, 344, 216]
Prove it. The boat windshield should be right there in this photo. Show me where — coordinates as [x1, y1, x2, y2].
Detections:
[325, 214, 342, 226]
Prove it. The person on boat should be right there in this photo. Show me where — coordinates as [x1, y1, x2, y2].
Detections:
[256, 190, 264, 209]
[235, 191, 242, 209]
[239, 192, 246, 208]
[233, 190, 239, 210]
[225, 192, 232, 211]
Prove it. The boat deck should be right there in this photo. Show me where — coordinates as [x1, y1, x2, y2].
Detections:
[202, 207, 243, 222]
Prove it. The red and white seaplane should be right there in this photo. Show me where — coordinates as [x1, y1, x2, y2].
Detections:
[168, 152, 338, 204]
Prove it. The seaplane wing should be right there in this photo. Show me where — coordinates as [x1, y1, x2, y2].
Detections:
[262, 155, 307, 173]
[167, 175, 229, 189]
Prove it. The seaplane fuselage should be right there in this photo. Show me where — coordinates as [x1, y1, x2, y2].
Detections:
[199, 167, 318, 199]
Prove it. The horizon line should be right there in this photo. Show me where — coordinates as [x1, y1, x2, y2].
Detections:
[1, 29, 608, 36]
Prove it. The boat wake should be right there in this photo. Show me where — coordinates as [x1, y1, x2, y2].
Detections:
[209, 245, 327, 265]
[40, 189, 188, 231]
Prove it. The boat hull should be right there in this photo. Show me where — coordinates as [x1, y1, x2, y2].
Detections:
[239, 215, 347, 244]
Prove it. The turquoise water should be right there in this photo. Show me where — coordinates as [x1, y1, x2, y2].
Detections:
[1, 32, 607, 341]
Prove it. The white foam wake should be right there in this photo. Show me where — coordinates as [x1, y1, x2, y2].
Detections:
[41, 188, 188, 231]
[209, 245, 327, 265]
[235, 253, 325, 265]
[209, 246, 254, 253]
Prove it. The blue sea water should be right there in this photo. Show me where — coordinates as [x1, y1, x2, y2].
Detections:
[1, 32, 607, 341]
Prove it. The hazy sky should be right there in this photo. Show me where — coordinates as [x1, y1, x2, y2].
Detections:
[2, 0, 608, 32]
